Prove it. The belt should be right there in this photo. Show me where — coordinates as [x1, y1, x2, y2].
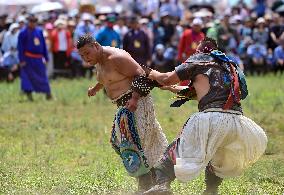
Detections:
[202, 108, 243, 115]
[111, 90, 133, 107]
[24, 51, 43, 58]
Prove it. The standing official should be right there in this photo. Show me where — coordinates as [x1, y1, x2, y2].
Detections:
[17, 14, 52, 101]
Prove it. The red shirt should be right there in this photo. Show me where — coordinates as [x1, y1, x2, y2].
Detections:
[178, 29, 205, 62]
[178, 29, 204, 86]
[51, 29, 73, 56]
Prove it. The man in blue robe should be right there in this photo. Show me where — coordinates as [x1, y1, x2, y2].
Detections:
[17, 14, 52, 101]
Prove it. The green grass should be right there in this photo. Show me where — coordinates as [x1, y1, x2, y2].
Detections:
[0, 74, 284, 194]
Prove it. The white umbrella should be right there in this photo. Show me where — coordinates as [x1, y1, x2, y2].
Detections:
[193, 9, 213, 18]
[96, 6, 113, 14]
[31, 2, 64, 13]
[0, 0, 46, 5]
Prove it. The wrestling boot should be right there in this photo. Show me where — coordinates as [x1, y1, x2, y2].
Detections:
[142, 157, 175, 195]
[135, 171, 153, 194]
[202, 164, 223, 195]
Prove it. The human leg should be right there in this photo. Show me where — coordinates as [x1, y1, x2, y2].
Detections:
[137, 171, 154, 193]
[142, 140, 178, 195]
[25, 91, 33, 101]
[203, 164, 223, 195]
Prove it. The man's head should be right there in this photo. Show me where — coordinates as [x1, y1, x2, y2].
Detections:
[106, 14, 117, 28]
[220, 12, 230, 26]
[81, 13, 94, 25]
[27, 14, 37, 29]
[54, 19, 66, 30]
[17, 15, 26, 27]
[129, 16, 139, 29]
[9, 23, 19, 34]
[256, 17, 265, 28]
[196, 37, 218, 53]
[77, 34, 102, 65]
[192, 18, 203, 33]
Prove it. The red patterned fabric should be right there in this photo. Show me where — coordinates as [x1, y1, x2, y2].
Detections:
[223, 63, 240, 110]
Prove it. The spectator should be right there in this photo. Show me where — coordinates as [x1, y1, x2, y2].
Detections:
[273, 37, 284, 75]
[51, 19, 73, 77]
[1, 47, 19, 81]
[96, 14, 121, 48]
[17, 15, 26, 30]
[216, 13, 239, 52]
[268, 13, 284, 50]
[17, 14, 52, 101]
[139, 18, 154, 51]
[0, 14, 8, 50]
[113, 16, 128, 47]
[163, 45, 177, 72]
[123, 16, 151, 66]
[1, 23, 20, 53]
[67, 20, 76, 38]
[178, 18, 205, 63]
[152, 19, 165, 50]
[160, 12, 175, 46]
[206, 20, 220, 41]
[254, 0, 266, 17]
[43, 22, 54, 78]
[130, 0, 145, 16]
[238, 17, 253, 58]
[266, 48, 275, 72]
[253, 17, 269, 46]
[74, 13, 97, 42]
[247, 42, 267, 75]
[160, 0, 182, 19]
[151, 44, 166, 72]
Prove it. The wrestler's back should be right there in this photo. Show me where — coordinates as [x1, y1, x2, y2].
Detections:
[192, 74, 210, 102]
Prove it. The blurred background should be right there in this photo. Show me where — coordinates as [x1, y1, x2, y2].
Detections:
[0, 0, 284, 82]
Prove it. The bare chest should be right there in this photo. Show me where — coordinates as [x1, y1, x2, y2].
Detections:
[95, 63, 126, 85]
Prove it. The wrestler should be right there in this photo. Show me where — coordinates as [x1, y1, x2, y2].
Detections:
[77, 34, 168, 193]
[143, 38, 268, 195]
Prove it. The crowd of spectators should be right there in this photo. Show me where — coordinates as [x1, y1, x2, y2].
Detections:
[0, 0, 283, 83]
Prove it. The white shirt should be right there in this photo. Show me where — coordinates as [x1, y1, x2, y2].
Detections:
[58, 30, 67, 51]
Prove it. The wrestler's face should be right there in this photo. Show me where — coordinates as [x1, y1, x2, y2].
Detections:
[78, 43, 100, 65]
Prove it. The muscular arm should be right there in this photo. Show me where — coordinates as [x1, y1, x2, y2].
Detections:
[149, 70, 180, 86]
[111, 53, 145, 111]
[112, 53, 144, 77]
[149, 60, 194, 86]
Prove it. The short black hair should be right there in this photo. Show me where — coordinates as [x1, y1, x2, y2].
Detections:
[76, 34, 97, 49]
[27, 14, 38, 23]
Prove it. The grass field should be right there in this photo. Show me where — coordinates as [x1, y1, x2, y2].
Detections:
[0, 75, 284, 194]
